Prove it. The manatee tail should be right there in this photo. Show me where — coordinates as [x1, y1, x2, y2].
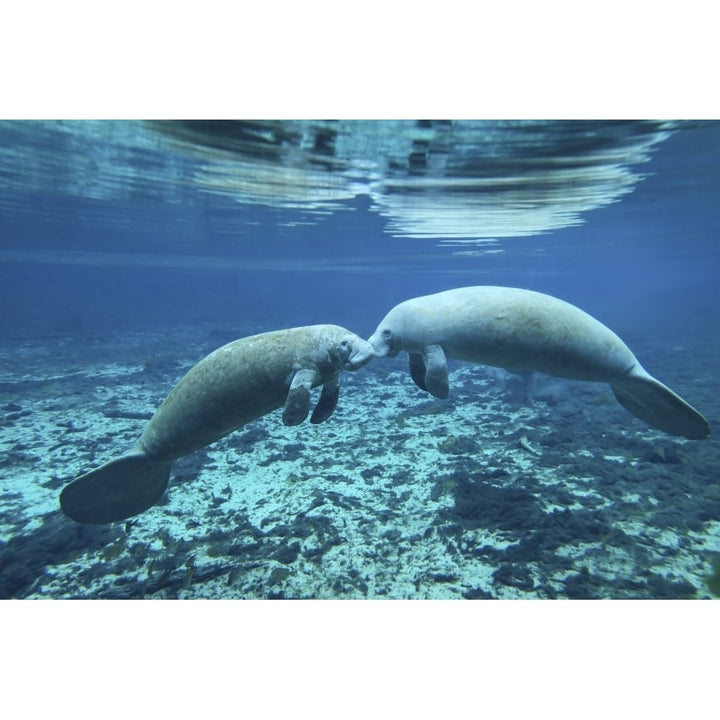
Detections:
[60, 451, 172, 524]
[610, 367, 710, 440]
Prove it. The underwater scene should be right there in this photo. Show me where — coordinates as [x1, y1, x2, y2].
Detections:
[1, 119, 719, 600]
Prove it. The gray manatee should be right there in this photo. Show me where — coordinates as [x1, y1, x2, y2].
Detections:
[368, 286, 709, 440]
[60, 325, 374, 524]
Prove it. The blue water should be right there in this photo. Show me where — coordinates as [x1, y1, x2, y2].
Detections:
[1, 120, 719, 599]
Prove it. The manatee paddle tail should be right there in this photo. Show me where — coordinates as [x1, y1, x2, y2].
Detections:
[60, 452, 172, 524]
[611, 372, 710, 440]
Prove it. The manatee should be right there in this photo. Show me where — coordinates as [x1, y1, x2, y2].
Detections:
[368, 286, 709, 440]
[60, 325, 374, 524]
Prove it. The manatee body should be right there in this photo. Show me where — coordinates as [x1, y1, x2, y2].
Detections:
[368, 286, 709, 440]
[60, 325, 374, 524]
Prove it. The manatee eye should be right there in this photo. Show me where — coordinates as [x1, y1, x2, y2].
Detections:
[338, 339, 352, 359]
[382, 329, 392, 339]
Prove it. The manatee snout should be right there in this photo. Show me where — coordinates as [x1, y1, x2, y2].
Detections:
[346, 336, 375, 369]
[368, 328, 397, 358]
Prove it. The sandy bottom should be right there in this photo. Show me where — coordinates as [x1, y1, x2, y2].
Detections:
[2, 321, 720, 599]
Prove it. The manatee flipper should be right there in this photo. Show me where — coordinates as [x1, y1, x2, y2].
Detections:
[59, 451, 172, 524]
[423, 344, 449, 399]
[409, 347, 449, 398]
[283, 368, 318, 426]
[408, 353, 428, 391]
[610, 367, 710, 440]
[310, 376, 340, 424]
